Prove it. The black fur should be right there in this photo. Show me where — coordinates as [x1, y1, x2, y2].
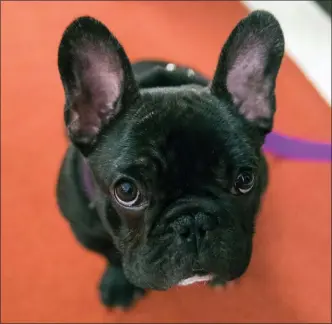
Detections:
[56, 11, 284, 308]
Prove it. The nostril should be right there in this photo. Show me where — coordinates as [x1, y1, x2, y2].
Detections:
[197, 227, 207, 238]
[174, 214, 215, 243]
[196, 214, 216, 233]
[175, 216, 194, 240]
[179, 226, 192, 240]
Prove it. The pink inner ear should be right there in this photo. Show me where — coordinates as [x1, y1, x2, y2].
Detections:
[69, 42, 124, 141]
[226, 38, 273, 121]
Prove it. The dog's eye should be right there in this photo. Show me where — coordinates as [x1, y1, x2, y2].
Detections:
[232, 171, 255, 195]
[114, 179, 140, 207]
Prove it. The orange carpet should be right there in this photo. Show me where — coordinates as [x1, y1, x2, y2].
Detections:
[1, 1, 331, 323]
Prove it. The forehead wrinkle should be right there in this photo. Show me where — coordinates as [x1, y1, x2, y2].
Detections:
[125, 89, 258, 177]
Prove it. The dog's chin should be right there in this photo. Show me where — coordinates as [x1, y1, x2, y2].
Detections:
[177, 274, 213, 286]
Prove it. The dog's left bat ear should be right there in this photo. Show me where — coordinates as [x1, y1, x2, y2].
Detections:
[58, 16, 139, 155]
[211, 10, 285, 133]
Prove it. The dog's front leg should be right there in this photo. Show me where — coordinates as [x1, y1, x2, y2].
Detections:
[99, 264, 146, 309]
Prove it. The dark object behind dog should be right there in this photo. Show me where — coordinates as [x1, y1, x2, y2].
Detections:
[56, 10, 284, 308]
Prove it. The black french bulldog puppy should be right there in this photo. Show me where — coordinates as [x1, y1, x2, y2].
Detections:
[56, 10, 284, 308]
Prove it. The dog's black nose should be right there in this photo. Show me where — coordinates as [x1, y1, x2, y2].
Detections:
[174, 214, 216, 250]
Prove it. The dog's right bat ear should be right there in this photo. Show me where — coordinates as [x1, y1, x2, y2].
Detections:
[58, 16, 139, 155]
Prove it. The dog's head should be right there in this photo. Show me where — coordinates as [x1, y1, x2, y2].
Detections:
[58, 11, 284, 290]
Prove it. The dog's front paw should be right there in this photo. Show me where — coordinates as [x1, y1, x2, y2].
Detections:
[99, 266, 146, 309]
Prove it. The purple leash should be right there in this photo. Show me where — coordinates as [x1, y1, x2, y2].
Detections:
[264, 132, 331, 162]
